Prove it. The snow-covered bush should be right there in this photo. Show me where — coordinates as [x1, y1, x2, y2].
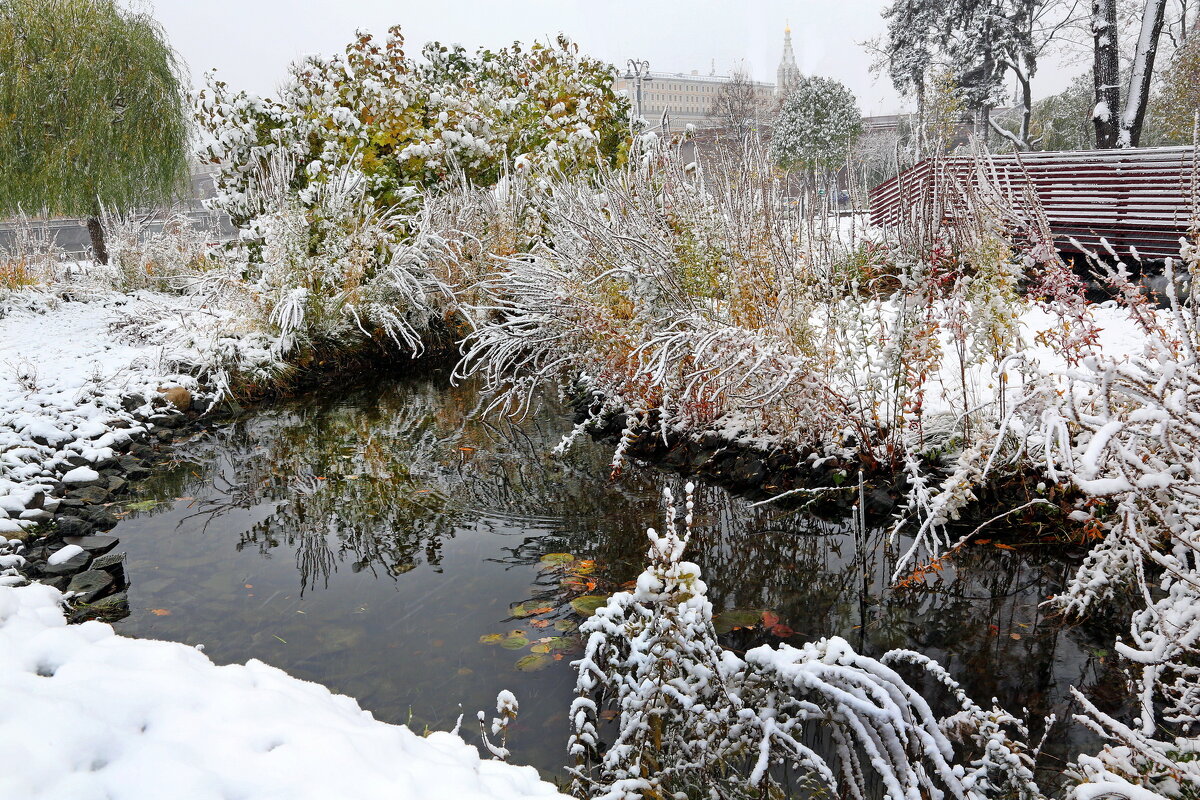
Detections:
[194, 27, 631, 232]
[458, 139, 1041, 494]
[233, 154, 446, 359]
[571, 484, 1048, 799]
[99, 210, 216, 293]
[770, 75, 862, 175]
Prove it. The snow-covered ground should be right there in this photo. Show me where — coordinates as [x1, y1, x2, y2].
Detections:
[0, 288, 279, 533]
[0, 582, 566, 800]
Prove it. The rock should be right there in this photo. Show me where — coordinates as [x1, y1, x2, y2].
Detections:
[79, 506, 119, 531]
[54, 516, 95, 537]
[5, 527, 37, 545]
[18, 509, 52, 524]
[62, 535, 119, 555]
[157, 386, 192, 412]
[25, 491, 45, 510]
[91, 551, 126, 584]
[67, 569, 115, 603]
[73, 591, 129, 622]
[62, 466, 101, 486]
[105, 476, 127, 494]
[729, 456, 767, 486]
[66, 485, 111, 504]
[64, 455, 90, 468]
[154, 429, 174, 442]
[121, 393, 146, 412]
[151, 413, 187, 429]
[40, 550, 91, 576]
[192, 394, 213, 414]
[41, 497, 60, 513]
[37, 576, 69, 591]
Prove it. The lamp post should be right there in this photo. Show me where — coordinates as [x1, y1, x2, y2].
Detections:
[624, 59, 653, 120]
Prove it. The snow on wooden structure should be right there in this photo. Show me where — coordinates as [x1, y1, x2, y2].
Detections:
[869, 146, 1197, 261]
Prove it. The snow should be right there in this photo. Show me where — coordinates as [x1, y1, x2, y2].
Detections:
[46, 544, 84, 566]
[0, 583, 565, 800]
[0, 289, 278, 522]
[61, 466, 100, 485]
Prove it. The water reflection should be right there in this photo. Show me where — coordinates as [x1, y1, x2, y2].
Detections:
[113, 370, 1109, 784]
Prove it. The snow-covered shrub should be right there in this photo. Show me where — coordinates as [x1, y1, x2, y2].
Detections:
[98, 210, 217, 293]
[194, 27, 631, 232]
[233, 154, 446, 358]
[0, 215, 65, 289]
[458, 138, 1040, 497]
[571, 484, 1048, 799]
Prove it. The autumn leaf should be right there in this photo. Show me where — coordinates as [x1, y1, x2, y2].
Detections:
[150, 609, 171, 616]
[762, 610, 780, 628]
[531, 620, 551, 628]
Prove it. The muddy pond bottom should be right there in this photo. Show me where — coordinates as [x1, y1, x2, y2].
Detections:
[110, 370, 1106, 784]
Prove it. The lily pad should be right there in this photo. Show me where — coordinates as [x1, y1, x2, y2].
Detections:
[570, 595, 608, 617]
[510, 603, 530, 618]
[515, 654, 554, 672]
[547, 636, 577, 653]
[501, 634, 529, 650]
[530, 643, 552, 654]
[713, 609, 762, 635]
[540, 553, 575, 565]
[479, 633, 504, 645]
[554, 619, 578, 632]
[124, 499, 160, 512]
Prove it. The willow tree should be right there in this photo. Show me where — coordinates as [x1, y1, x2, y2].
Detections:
[0, 0, 189, 264]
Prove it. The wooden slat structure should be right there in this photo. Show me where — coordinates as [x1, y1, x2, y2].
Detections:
[868, 146, 1197, 261]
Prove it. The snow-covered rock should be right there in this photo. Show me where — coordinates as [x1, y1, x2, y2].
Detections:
[0, 583, 567, 800]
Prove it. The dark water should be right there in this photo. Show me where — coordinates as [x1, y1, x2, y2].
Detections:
[110, 371, 1112, 785]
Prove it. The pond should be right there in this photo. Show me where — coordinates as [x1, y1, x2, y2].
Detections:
[110, 369, 1114, 787]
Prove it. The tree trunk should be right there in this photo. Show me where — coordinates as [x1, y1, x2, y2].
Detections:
[1120, 0, 1168, 147]
[86, 216, 109, 266]
[1019, 70, 1033, 149]
[1093, 0, 1121, 148]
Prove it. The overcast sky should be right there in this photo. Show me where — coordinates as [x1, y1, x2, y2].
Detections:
[149, 0, 1083, 117]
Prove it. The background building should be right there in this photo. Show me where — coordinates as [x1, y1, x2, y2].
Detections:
[614, 69, 775, 130]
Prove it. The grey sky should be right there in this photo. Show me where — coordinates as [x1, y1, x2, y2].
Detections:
[150, 0, 1082, 117]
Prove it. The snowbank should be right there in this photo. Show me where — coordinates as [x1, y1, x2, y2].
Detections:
[0, 289, 276, 525]
[0, 582, 567, 800]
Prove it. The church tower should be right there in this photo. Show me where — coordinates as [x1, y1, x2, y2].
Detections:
[776, 23, 800, 96]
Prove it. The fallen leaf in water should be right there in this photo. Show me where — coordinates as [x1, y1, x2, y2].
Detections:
[993, 542, 1016, 551]
[1010, 633, 1022, 640]
[769, 624, 796, 638]
[529, 607, 553, 615]
[530, 643, 551, 654]
[501, 634, 529, 650]
[150, 609, 171, 616]
[599, 709, 619, 721]
[553, 654, 564, 661]
[479, 634, 504, 645]
[244, 584, 253, 589]
[514, 654, 553, 671]
[570, 596, 607, 617]
[457, 668, 474, 676]
[531, 620, 551, 629]
[975, 539, 992, 545]
[540, 553, 575, 565]
[762, 611, 780, 628]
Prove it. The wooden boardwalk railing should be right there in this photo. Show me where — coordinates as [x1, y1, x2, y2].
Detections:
[868, 146, 1197, 261]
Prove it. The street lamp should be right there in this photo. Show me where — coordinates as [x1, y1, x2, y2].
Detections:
[624, 59, 653, 120]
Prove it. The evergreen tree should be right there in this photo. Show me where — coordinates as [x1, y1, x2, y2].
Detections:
[770, 76, 862, 181]
[0, 0, 190, 264]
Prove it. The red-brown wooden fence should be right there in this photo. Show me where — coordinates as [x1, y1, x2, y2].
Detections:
[868, 146, 1197, 261]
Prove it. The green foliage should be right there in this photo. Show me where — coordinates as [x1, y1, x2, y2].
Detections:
[770, 75, 862, 174]
[1154, 36, 1200, 143]
[0, 0, 190, 217]
[195, 27, 633, 230]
